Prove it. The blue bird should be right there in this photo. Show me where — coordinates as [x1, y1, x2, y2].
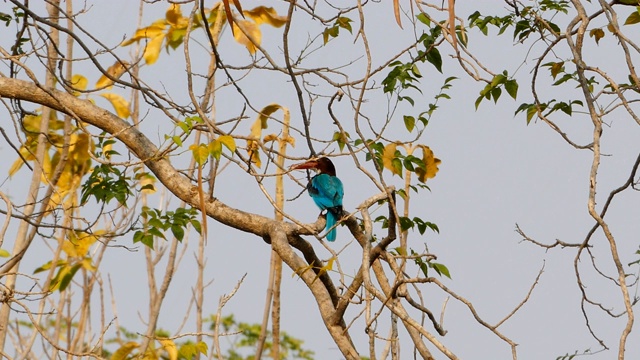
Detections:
[291, 157, 344, 241]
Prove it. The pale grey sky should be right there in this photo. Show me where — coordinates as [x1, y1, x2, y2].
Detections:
[1, 1, 639, 359]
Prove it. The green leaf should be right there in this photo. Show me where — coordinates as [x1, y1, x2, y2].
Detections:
[505, 80, 518, 99]
[624, 9, 640, 25]
[426, 48, 443, 73]
[57, 263, 82, 291]
[404, 115, 415, 132]
[431, 262, 451, 279]
[336, 17, 352, 33]
[490, 86, 502, 103]
[416, 12, 430, 26]
[171, 224, 185, 241]
[399, 216, 414, 231]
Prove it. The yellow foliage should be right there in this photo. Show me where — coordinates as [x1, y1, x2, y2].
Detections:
[9, 146, 36, 177]
[8, 110, 94, 211]
[121, 20, 167, 46]
[165, 4, 182, 26]
[232, 20, 261, 54]
[244, 6, 287, 27]
[144, 33, 166, 65]
[8, 113, 64, 177]
[263, 133, 278, 143]
[121, 19, 169, 65]
[247, 104, 291, 168]
[189, 143, 209, 165]
[96, 61, 129, 89]
[139, 173, 157, 194]
[382, 143, 401, 176]
[158, 339, 178, 360]
[62, 230, 98, 258]
[229, 6, 287, 53]
[415, 145, 441, 183]
[101, 93, 131, 119]
[47, 133, 93, 210]
[110, 342, 139, 360]
[217, 135, 236, 152]
[70, 74, 88, 95]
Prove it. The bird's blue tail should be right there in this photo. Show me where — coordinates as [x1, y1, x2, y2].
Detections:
[325, 207, 341, 242]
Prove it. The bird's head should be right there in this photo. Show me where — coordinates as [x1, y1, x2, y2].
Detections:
[290, 157, 337, 176]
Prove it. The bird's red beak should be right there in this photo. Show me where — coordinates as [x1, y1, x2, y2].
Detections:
[290, 159, 319, 170]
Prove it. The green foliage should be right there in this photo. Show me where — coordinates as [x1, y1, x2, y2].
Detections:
[207, 314, 315, 360]
[398, 216, 439, 235]
[629, 248, 640, 266]
[1, 7, 28, 53]
[81, 163, 132, 206]
[555, 348, 592, 360]
[382, 61, 423, 94]
[382, 13, 444, 95]
[515, 99, 583, 124]
[178, 341, 209, 359]
[322, 16, 353, 44]
[468, 11, 513, 36]
[80, 133, 132, 205]
[332, 131, 350, 152]
[133, 206, 202, 249]
[475, 71, 519, 109]
[168, 115, 204, 147]
[469, 1, 568, 43]
[411, 249, 451, 279]
[624, 7, 640, 25]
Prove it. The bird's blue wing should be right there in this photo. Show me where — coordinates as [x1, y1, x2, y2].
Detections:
[309, 174, 344, 241]
[309, 174, 343, 210]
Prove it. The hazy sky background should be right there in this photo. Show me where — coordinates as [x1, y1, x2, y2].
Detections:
[1, 1, 639, 359]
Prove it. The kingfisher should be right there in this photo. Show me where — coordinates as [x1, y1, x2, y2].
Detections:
[291, 157, 344, 241]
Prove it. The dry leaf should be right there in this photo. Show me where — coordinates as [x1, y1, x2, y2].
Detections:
[244, 6, 287, 27]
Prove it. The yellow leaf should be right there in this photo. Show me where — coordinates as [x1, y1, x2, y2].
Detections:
[63, 231, 98, 258]
[244, 6, 287, 27]
[96, 61, 129, 89]
[22, 113, 42, 133]
[70, 74, 88, 95]
[9, 146, 33, 177]
[110, 342, 139, 360]
[255, 103, 283, 134]
[144, 33, 166, 65]
[232, 20, 261, 54]
[589, 28, 605, 45]
[139, 173, 157, 194]
[247, 104, 289, 168]
[70, 133, 92, 164]
[218, 135, 236, 152]
[284, 135, 295, 146]
[158, 339, 178, 360]
[190, 144, 209, 165]
[81, 257, 97, 271]
[61, 238, 78, 258]
[247, 140, 261, 167]
[382, 143, 401, 175]
[165, 4, 182, 25]
[263, 133, 278, 143]
[101, 93, 131, 119]
[415, 145, 441, 183]
[121, 21, 167, 46]
[208, 139, 222, 159]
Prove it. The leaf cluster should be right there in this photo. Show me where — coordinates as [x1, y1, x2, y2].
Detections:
[133, 206, 202, 249]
